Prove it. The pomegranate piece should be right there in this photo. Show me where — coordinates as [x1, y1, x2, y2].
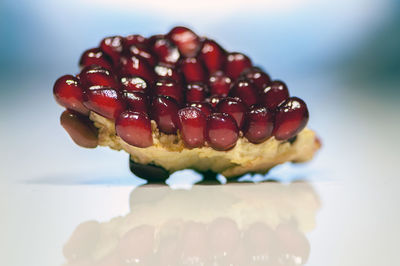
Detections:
[216, 97, 247, 129]
[53, 75, 89, 115]
[151, 96, 180, 134]
[206, 113, 239, 151]
[150, 36, 180, 65]
[115, 110, 153, 148]
[127, 44, 157, 66]
[168, 26, 201, 57]
[79, 65, 118, 89]
[187, 102, 213, 117]
[100, 36, 124, 65]
[60, 110, 98, 148]
[83, 87, 126, 120]
[224, 52, 252, 79]
[177, 107, 206, 148]
[120, 76, 148, 93]
[154, 64, 183, 84]
[243, 106, 274, 144]
[240, 67, 270, 92]
[124, 34, 147, 48]
[122, 91, 148, 114]
[186, 82, 208, 103]
[153, 77, 184, 105]
[273, 97, 309, 140]
[208, 71, 232, 97]
[199, 39, 225, 73]
[180, 57, 207, 83]
[119, 55, 155, 82]
[229, 78, 258, 107]
[260, 80, 289, 110]
[79, 48, 112, 70]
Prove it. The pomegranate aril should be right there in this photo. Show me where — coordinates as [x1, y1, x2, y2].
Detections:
[260, 80, 289, 110]
[240, 67, 270, 92]
[83, 87, 126, 120]
[154, 64, 183, 84]
[206, 95, 224, 108]
[128, 44, 157, 66]
[224, 52, 252, 79]
[115, 110, 153, 148]
[180, 57, 207, 83]
[79, 65, 118, 89]
[243, 106, 274, 144]
[150, 37, 180, 65]
[124, 34, 147, 48]
[186, 82, 208, 103]
[100, 36, 124, 65]
[53, 75, 89, 115]
[120, 76, 148, 93]
[229, 78, 258, 107]
[178, 107, 206, 148]
[119, 56, 155, 83]
[60, 110, 98, 148]
[199, 39, 225, 73]
[79, 48, 112, 70]
[273, 97, 309, 141]
[122, 91, 148, 114]
[187, 102, 213, 117]
[206, 113, 239, 151]
[208, 71, 232, 97]
[153, 77, 184, 105]
[168, 26, 201, 57]
[151, 96, 180, 134]
[216, 97, 247, 129]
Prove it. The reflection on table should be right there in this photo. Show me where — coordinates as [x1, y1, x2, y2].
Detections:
[63, 182, 320, 265]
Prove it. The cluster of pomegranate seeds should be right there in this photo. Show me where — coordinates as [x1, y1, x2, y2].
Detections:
[53, 26, 309, 151]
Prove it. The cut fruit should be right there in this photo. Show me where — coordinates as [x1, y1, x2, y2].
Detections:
[53, 26, 320, 178]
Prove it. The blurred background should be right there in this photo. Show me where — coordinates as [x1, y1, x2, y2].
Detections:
[1, 1, 400, 265]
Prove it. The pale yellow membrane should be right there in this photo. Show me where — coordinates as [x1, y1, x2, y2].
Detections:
[90, 112, 321, 178]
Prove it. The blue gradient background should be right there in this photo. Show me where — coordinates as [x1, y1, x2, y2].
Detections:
[1, 0, 399, 184]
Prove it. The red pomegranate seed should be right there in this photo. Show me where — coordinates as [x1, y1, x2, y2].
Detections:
[199, 39, 225, 73]
[153, 77, 184, 105]
[260, 80, 289, 110]
[79, 65, 118, 89]
[208, 71, 232, 97]
[115, 110, 153, 148]
[240, 67, 270, 92]
[177, 107, 206, 148]
[154, 64, 183, 84]
[124, 34, 147, 48]
[53, 75, 89, 115]
[216, 97, 247, 129]
[180, 57, 207, 83]
[60, 110, 98, 148]
[206, 95, 224, 108]
[229, 78, 258, 107]
[119, 56, 155, 82]
[187, 102, 213, 117]
[206, 113, 239, 151]
[224, 52, 252, 79]
[243, 106, 274, 144]
[150, 36, 180, 65]
[79, 48, 112, 70]
[151, 96, 180, 134]
[120, 76, 148, 93]
[273, 97, 309, 140]
[83, 87, 126, 120]
[186, 82, 208, 103]
[100, 36, 124, 65]
[122, 91, 148, 114]
[127, 44, 157, 66]
[168, 26, 201, 57]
